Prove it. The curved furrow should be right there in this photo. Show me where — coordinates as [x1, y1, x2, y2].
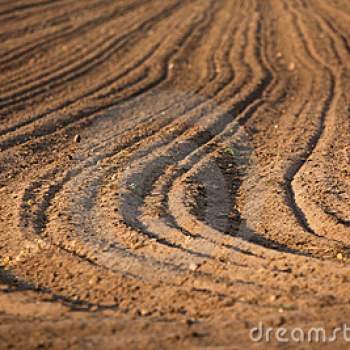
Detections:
[0, 0, 215, 152]
[0, 0, 145, 91]
[17, 164, 256, 311]
[0, 0, 98, 41]
[0, 0, 115, 41]
[138, 14, 274, 258]
[284, 1, 348, 234]
[25, 137, 295, 304]
[117, 12, 254, 256]
[16, 0, 243, 264]
[0, 1, 168, 98]
[239, 2, 343, 256]
[311, 0, 350, 31]
[10, 0, 270, 292]
[0, 36, 163, 135]
[0, 0, 61, 18]
[9, 0, 246, 241]
[17, 143, 274, 301]
[236, 0, 347, 257]
[162, 5, 331, 262]
[12, 1, 296, 300]
[138, 12, 256, 258]
[0, 1, 117, 69]
[284, 0, 350, 244]
[0, 0, 153, 70]
[0, 0, 190, 114]
[0, 0, 219, 129]
[0, 0, 188, 111]
[109, 8, 276, 267]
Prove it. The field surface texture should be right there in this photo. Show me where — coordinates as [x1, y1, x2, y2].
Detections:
[0, 0, 350, 349]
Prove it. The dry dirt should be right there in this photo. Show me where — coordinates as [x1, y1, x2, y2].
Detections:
[0, 0, 350, 349]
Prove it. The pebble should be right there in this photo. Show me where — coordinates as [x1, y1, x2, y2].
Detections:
[288, 62, 295, 71]
[189, 262, 198, 271]
[74, 134, 81, 143]
[2, 256, 11, 266]
[269, 295, 277, 302]
[337, 253, 343, 260]
[138, 309, 150, 316]
[88, 275, 101, 285]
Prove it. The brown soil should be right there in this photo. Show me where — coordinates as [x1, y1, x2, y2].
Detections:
[1, 0, 350, 348]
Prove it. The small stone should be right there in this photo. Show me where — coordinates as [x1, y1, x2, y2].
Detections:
[129, 183, 137, 190]
[138, 309, 150, 316]
[2, 256, 12, 266]
[36, 239, 46, 250]
[189, 262, 198, 271]
[269, 295, 277, 302]
[88, 276, 101, 285]
[288, 62, 295, 71]
[337, 253, 343, 260]
[74, 134, 81, 143]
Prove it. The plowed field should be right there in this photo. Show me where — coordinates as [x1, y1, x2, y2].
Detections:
[1, 0, 350, 348]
